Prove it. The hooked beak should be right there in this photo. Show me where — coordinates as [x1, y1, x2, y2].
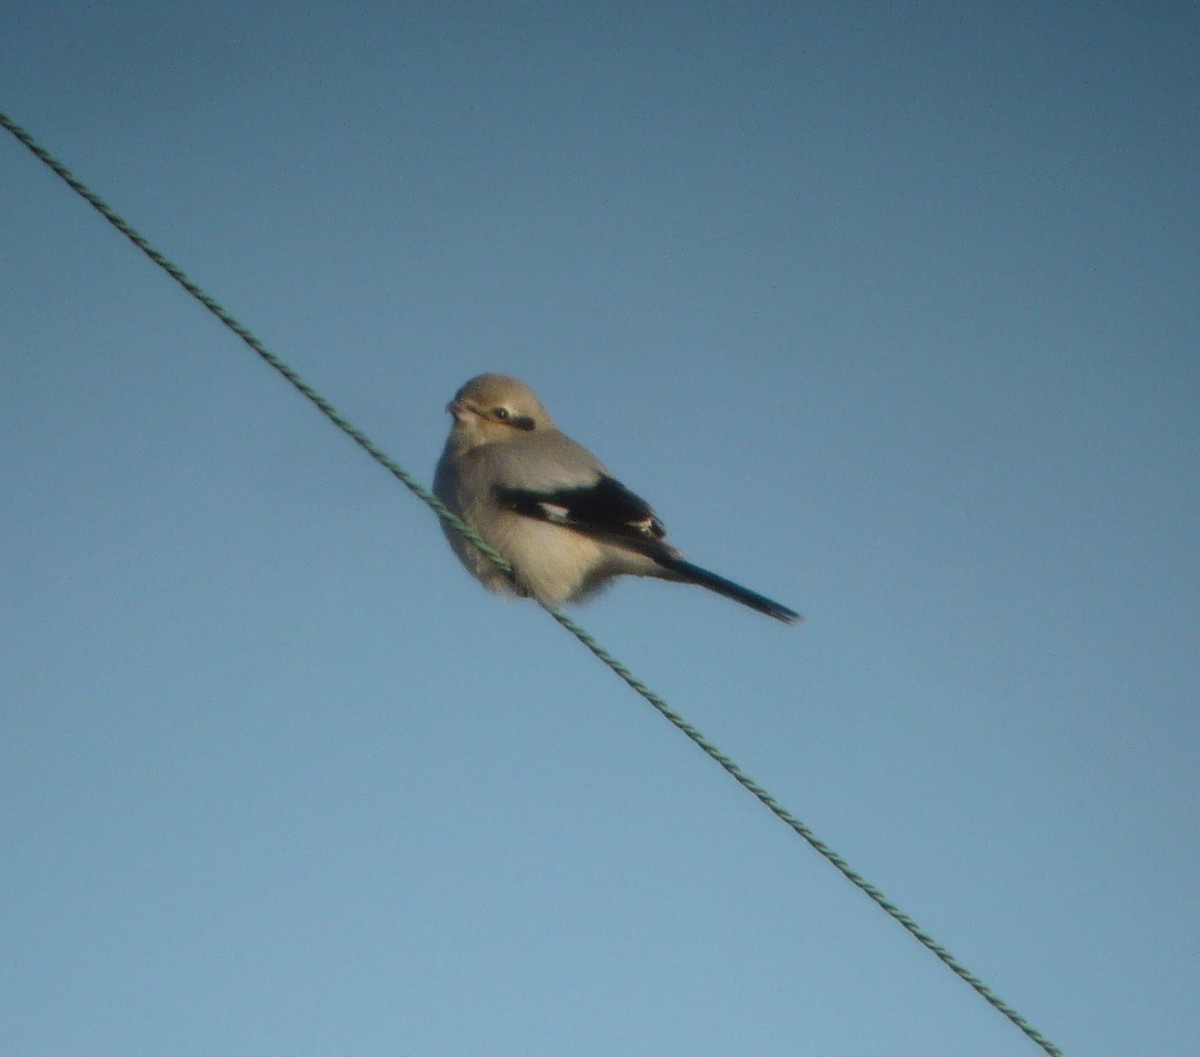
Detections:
[446, 398, 475, 423]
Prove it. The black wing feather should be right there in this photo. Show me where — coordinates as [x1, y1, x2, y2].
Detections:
[495, 476, 801, 623]
[495, 475, 670, 554]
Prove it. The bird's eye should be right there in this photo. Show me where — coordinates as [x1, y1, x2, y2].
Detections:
[492, 406, 511, 421]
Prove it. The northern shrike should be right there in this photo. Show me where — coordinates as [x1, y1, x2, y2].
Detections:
[432, 374, 799, 623]
[436, 374, 801, 619]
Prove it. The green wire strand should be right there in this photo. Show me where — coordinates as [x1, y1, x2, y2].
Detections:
[2, 107, 1063, 1057]
[0, 110, 507, 574]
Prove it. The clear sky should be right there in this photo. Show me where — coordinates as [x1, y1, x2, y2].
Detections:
[2, 3, 1197, 1055]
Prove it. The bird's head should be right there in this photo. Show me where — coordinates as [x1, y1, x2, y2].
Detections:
[444, 374, 555, 451]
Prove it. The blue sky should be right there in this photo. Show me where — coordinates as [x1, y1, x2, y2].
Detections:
[2, 3, 1197, 1055]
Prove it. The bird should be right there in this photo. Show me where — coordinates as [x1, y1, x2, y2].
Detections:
[432, 374, 800, 624]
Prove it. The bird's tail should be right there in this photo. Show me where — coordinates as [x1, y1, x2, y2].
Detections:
[659, 556, 801, 624]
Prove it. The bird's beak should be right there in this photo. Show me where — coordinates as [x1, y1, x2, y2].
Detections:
[446, 398, 473, 423]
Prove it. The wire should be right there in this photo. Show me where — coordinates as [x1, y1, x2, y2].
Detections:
[2, 107, 1064, 1057]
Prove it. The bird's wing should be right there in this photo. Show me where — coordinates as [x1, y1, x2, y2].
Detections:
[495, 475, 674, 556]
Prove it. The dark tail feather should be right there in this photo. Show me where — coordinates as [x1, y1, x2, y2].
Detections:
[660, 556, 801, 624]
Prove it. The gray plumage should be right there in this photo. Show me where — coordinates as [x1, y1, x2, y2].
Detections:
[433, 374, 799, 623]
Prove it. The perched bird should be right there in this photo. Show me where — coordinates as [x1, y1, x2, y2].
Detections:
[433, 374, 799, 623]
